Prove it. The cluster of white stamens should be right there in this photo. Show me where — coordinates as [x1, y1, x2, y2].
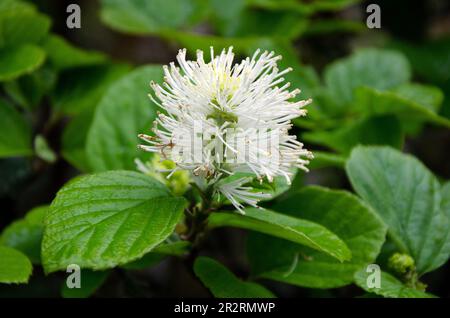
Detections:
[139, 47, 312, 213]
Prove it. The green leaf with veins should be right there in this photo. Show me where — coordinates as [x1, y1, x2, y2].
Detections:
[42, 35, 106, 71]
[307, 151, 346, 169]
[346, 146, 450, 274]
[100, 0, 206, 35]
[323, 48, 411, 111]
[247, 186, 386, 288]
[354, 269, 435, 298]
[61, 270, 110, 298]
[247, 0, 360, 15]
[0, 1, 50, 48]
[41, 170, 186, 273]
[353, 85, 449, 130]
[0, 246, 32, 284]
[0, 206, 47, 264]
[209, 208, 351, 262]
[52, 63, 130, 115]
[3, 66, 57, 110]
[86, 65, 163, 171]
[0, 45, 46, 81]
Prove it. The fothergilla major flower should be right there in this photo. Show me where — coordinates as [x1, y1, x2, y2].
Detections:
[138, 47, 313, 213]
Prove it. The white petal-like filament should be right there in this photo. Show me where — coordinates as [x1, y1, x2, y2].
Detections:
[139, 47, 312, 212]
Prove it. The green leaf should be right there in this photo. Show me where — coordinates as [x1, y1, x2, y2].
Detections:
[390, 83, 445, 133]
[52, 63, 130, 115]
[0, 2, 51, 48]
[86, 65, 163, 171]
[0, 246, 32, 284]
[42, 35, 106, 71]
[0, 206, 47, 264]
[346, 146, 450, 274]
[219, 9, 307, 39]
[209, 0, 308, 39]
[41, 170, 186, 273]
[0, 0, 35, 12]
[324, 48, 411, 109]
[0, 44, 46, 81]
[100, 0, 205, 35]
[0, 98, 32, 157]
[248, 0, 359, 15]
[0, 1, 49, 81]
[207, 0, 246, 35]
[209, 208, 351, 262]
[307, 151, 346, 169]
[194, 256, 275, 298]
[61, 111, 94, 172]
[354, 269, 435, 298]
[442, 182, 450, 218]
[152, 240, 190, 256]
[354, 85, 450, 130]
[61, 270, 109, 298]
[304, 115, 403, 155]
[247, 186, 386, 288]
[393, 83, 444, 113]
[440, 80, 450, 119]
[3, 66, 57, 110]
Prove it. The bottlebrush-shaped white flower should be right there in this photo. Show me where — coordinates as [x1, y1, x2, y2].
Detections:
[139, 47, 312, 212]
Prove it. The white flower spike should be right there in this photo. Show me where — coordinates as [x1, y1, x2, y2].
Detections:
[139, 47, 313, 212]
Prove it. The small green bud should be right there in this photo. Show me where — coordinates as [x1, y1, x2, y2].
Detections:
[388, 253, 415, 274]
[139, 155, 190, 196]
